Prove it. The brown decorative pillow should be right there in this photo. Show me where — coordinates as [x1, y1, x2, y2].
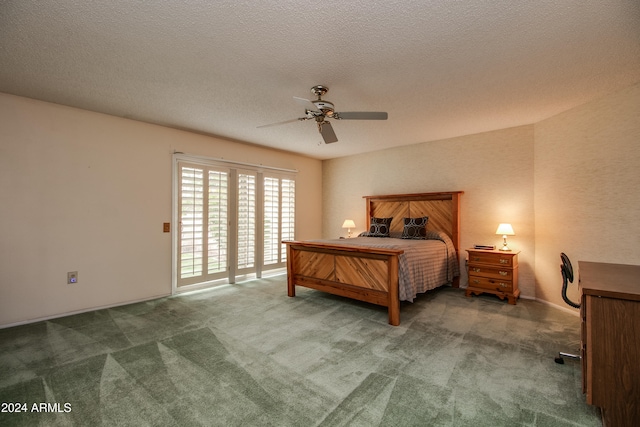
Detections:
[401, 217, 429, 239]
[368, 217, 393, 237]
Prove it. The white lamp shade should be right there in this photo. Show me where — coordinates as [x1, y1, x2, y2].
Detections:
[495, 223, 515, 236]
[342, 219, 356, 229]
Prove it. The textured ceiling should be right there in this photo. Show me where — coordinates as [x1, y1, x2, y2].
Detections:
[1, 1, 639, 160]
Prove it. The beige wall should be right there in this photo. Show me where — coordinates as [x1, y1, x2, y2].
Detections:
[322, 82, 640, 309]
[0, 93, 323, 327]
[534, 82, 640, 309]
[2, 81, 638, 327]
[323, 125, 536, 294]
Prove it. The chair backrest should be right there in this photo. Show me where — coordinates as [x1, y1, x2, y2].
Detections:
[560, 252, 573, 283]
[560, 252, 580, 308]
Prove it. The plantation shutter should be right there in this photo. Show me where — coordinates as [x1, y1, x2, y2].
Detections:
[178, 163, 229, 287]
[263, 177, 279, 265]
[179, 166, 204, 279]
[264, 175, 295, 266]
[281, 178, 295, 261]
[237, 172, 256, 271]
[207, 170, 228, 275]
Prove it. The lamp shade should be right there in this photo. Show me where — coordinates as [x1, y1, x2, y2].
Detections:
[342, 219, 356, 229]
[495, 223, 515, 236]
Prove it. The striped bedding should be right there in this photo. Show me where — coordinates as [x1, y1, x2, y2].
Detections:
[311, 230, 460, 302]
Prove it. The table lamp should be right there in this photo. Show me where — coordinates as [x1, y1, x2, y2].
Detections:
[496, 223, 515, 251]
[342, 219, 355, 238]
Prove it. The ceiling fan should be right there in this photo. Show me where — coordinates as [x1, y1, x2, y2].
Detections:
[258, 85, 388, 144]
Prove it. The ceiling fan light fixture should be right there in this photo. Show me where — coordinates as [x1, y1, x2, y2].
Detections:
[313, 100, 334, 116]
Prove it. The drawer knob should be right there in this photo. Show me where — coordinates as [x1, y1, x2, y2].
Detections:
[499, 282, 508, 288]
[472, 279, 480, 284]
[472, 268, 481, 273]
[473, 257, 480, 261]
[499, 259, 509, 264]
[499, 271, 508, 276]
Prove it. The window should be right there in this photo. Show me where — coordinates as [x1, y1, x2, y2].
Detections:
[174, 156, 295, 291]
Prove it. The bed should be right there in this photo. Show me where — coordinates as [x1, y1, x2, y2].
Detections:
[284, 191, 463, 325]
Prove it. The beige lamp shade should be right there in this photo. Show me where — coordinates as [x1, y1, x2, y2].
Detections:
[495, 223, 515, 236]
[342, 219, 356, 229]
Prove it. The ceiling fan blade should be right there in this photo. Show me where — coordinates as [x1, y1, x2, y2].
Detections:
[334, 111, 388, 120]
[319, 121, 338, 144]
[257, 118, 303, 128]
[294, 96, 320, 112]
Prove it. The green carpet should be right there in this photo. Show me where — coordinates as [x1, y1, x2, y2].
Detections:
[0, 276, 600, 426]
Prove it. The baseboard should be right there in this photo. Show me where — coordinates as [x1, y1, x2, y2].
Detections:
[0, 293, 171, 330]
[534, 297, 580, 316]
[459, 285, 580, 317]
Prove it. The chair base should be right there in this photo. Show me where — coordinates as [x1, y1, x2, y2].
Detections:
[555, 351, 581, 364]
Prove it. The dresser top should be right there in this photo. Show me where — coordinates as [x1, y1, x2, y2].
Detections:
[579, 261, 640, 301]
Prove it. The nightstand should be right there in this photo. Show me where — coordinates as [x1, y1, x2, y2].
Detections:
[465, 248, 520, 304]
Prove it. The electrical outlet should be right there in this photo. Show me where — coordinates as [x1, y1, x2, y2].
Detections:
[67, 271, 78, 284]
[163, 222, 170, 232]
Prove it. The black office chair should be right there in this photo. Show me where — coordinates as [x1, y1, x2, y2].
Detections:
[555, 252, 581, 364]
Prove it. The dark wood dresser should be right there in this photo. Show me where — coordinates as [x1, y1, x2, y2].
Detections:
[579, 261, 640, 426]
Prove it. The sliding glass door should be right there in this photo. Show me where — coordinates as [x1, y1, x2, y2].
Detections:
[175, 158, 295, 290]
[177, 164, 229, 287]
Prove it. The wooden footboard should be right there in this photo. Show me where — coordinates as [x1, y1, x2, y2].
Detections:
[285, 241, 404, 325]
[285, 191, 462, 326]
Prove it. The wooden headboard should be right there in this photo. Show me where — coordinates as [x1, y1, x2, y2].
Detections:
[363, 191, 463, 253]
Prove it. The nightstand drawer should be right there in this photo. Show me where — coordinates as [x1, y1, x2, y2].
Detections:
[468, 252, 514, 266]
[468, 275, 513, 292]
[469, 266, 513, 281]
